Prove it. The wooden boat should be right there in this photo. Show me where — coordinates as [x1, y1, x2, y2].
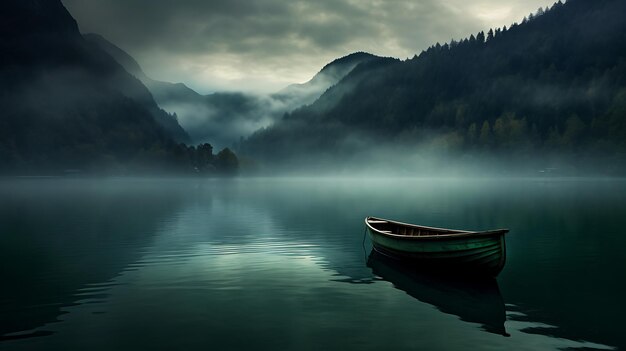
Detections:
[365, 217, 508, 277]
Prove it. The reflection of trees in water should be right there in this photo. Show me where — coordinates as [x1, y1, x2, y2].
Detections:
[0, 179, 188, 341]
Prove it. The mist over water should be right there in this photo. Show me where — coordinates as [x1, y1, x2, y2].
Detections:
[1, 177, 625, 350]
[238, 142, 623, 177]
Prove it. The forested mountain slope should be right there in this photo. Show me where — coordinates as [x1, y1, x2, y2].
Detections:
[0, 0, 192, 173]
[243, 0, 626, 172]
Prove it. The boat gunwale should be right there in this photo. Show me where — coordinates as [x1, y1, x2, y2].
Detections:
[365, 216, 509, 240]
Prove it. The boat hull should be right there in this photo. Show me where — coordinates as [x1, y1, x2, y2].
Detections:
[367, 227, 506, 277]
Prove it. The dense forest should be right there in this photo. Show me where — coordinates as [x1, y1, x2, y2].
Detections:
[0, 0, 238, 175]
[241, 0, 626, 173]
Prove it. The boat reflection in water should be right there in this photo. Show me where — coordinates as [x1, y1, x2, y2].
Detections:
[367, 250, 508, 336]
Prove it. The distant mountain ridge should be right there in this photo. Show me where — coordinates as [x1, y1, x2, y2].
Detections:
[274, 52, 379, 107]
[83, 33, 204, 106]
[85, 34, 380, 149]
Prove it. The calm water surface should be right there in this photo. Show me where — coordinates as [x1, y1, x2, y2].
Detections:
[1, 177, 625, 350]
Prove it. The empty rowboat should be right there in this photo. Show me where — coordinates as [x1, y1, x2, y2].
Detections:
[365, 217, 508, 277]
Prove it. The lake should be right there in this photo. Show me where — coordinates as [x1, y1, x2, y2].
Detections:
[1, 177, 625, 350]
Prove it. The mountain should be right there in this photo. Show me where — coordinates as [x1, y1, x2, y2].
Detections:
[77, 34, 191, 144]
[83, 33, 204, 106]
[0, 0, 194, 173]
[273, 52, 380, 109]
[85, 34, 379, 149]
[242, 0, 626, 173]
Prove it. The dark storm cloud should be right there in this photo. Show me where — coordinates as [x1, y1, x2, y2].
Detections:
[62, 0, 555, 93]
[64, 0, 377, 54]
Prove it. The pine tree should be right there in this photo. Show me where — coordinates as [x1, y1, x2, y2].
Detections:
[476, 31, 485, 43]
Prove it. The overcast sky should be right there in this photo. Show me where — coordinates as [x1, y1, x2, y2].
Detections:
[63, 0, 556, 94]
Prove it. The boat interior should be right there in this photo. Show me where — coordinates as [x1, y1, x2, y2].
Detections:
[366, 218, 468, 237]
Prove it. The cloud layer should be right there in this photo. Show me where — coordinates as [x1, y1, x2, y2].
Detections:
[62, 0, 555, 93]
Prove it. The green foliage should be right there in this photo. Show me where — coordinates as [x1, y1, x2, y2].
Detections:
[492, 113, 528, 150]
[561, 115, 586, 147]
[177, 143, 239, 175]
[479, 121, 491, 146]
[467, 123, 478, 143]
[215, 148, 239, 175]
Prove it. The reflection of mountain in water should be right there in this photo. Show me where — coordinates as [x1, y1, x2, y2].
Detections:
[367, 250, 508, 336]
[0, 179, 187, 341]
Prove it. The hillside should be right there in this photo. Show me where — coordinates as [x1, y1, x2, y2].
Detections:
[242, 0, 626, 173]
[83, 33, 205, 109]
[0, 0, 195, 173]
[86, 35, 379, 149]
[273, 52, 380, 108]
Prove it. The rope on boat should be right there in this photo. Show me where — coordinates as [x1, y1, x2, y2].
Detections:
[362, 225, 369, 264]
